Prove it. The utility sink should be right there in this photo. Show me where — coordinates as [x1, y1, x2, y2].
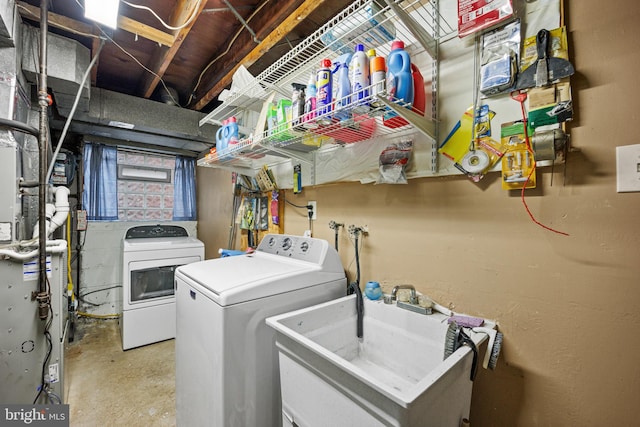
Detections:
[266, 295, 494, 427]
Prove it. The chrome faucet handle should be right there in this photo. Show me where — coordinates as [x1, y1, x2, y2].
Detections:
[409, 293, 418, 305]
[391, 284, 417, 303]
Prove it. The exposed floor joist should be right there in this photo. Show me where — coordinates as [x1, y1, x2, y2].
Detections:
[138, 0, 206, 99]
[16, 1, 175, 47]
[192, 0, 327, 111]
[17, 1, 98, 38]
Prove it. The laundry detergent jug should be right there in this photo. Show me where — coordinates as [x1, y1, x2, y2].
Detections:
[386, 40, 414, 116]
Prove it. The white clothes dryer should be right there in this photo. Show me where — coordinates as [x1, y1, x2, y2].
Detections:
[175, 234, 346, 427]
[121, 225, 204, 350]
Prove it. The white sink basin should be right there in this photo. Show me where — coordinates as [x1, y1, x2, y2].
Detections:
[267, 295, 492, 427]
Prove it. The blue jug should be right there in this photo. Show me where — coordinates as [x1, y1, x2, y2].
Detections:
[216, 119, 230, 153]
[386, 40, 414, 107]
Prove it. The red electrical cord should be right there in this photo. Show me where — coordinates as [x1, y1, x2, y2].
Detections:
[510, 91, 569, 236]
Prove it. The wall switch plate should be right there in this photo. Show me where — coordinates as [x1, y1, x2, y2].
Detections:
[616, 144, 640, 192]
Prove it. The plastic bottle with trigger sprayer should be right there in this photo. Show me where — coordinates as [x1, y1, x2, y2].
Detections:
[291, 83, 306, 126]
[333, 53, 352, 121]
[303, 72, 317, 128]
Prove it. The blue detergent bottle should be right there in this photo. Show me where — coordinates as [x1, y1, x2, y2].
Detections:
[227, 116, 239, 147]
[333, 52, 352, 121]
[216, 118, 230, 153]
[385, 40, 414, 119]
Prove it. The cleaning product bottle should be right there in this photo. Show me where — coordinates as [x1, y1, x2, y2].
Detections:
[216, 118, 229, 152]
[349, 44, 369, 113]
[316, 58, 333, 124]
[275, 99, 292, 135]
[333, 53, 352, 121]
[303, 71, 317, 128]
[227, 116, 239, 147]
[386, 40, 414, 107]
[366, 48, 377, 67]
[291, 83, 306, 126]
[370, 55, 386, 109]
[384, 63, 426, 128]
[266, 102, 277, 135]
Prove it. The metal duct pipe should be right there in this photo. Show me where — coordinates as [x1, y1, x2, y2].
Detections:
[37, 0, 49, 320]
[0, 117, 40, 137]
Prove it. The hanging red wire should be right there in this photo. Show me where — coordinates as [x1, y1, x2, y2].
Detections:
[510, 91, 569, 236]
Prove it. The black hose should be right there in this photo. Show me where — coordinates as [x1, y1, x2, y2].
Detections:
[350, 231, 363, 338]
[349, 281, 363, 339]
[0, 117, 39, 137]
[354, 232, 361, 288]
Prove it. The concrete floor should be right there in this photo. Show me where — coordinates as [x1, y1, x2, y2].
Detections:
[65, 318, 176, 426]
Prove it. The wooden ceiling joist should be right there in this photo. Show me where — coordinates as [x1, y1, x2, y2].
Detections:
[192, 0, 328, 111]
[17, 1, 97, 38]
[17, 1, 175, 47]
[117, 15, 175, 48]
[138, 0, 207, 99]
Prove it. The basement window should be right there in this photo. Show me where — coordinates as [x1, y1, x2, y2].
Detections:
[117, 165, 171, 183]
[117, 150, 176, 222]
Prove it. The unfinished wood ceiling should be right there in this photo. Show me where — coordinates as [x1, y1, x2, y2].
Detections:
[17, 0, 353, 113]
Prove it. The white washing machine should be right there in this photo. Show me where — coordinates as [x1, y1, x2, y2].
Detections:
[175, 234, 346, 427]
[121, 225, 204, 350]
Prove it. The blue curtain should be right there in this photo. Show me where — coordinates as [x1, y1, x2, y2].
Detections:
[82, 143, 118, 220]
[173, 156, 197, 220]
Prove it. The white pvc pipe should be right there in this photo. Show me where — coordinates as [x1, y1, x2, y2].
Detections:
[0, 239, 67, 260]
[32, 186, 70, 238]
[48, 186, 70, 235]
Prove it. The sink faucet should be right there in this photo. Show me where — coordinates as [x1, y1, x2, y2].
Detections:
[391, 284, 417, 304]
[349, 282, 364, 338]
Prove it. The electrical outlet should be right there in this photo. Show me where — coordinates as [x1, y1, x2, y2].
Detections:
[307, 201, 317, 220]
[616, 144, 640, 192]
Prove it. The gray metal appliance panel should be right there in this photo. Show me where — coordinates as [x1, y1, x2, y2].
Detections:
[0, 253, 67, 403]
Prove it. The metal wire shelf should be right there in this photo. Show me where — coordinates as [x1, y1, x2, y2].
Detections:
[198, 0, 455, 173]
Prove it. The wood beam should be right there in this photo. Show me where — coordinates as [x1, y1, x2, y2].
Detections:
[17, 1, 174, 47]
[117, 16, 175, 48]
[192, 0, 327, 111]
[17, 1, 97, 37]
[139, 0, 207, 99]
